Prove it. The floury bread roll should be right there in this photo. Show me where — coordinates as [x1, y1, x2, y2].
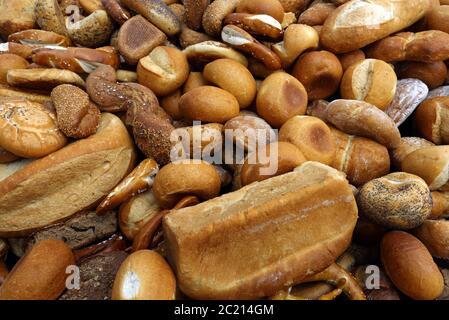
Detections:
[320, 0, 430, 53]
[163, 161, 358, 299]
[0, 113, 136, 237]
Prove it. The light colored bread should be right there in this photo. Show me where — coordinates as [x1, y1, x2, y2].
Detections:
[0, 0, 36, 37]
[119, 191, 162, 241]
[0, 113, 136, 237]
[385, 79, 429, 126]
[112, 250, 176, 300]
[340, 59, 397, 110]
[137, 46, 190, 97]
[0, 98, 67, 158]
[390, 137, 434, 169]
[320, 0, 430, 53]
[163, 161, 358, 299]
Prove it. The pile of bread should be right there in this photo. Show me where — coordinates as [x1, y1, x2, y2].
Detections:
[0, 0, 449, 301]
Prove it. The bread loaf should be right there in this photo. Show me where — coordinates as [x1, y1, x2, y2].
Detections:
[0, 113, 136, 237]
[320, 0, 430, 53]
[163, 161, 358, 299]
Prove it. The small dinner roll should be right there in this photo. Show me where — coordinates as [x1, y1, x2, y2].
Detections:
[292, 50, 343, 100]
[256, 72, 308, 128]
[112, 250, 176, 300]
[179, 86, 240, 123]
[203, 59, 256, 109]
[279, 116, 336, 165]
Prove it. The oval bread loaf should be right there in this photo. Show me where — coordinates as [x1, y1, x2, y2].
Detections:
[0, 113, 136, 237]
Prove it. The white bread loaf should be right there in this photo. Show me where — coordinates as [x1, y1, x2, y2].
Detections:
[163, 161, 358, 299]
[0, 113, 136, 237]
[320, 0, 430, 53]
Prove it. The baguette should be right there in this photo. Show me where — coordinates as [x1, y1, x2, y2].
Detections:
[163, 161, 358, 299]
[320, 0, 430, 53]
[0, 113, 136, 237]
[366, 31, 449, 62]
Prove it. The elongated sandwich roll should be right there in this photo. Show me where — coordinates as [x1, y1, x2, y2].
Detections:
[163, 161, 358, 299]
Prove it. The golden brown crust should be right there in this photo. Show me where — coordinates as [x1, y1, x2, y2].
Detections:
[402, 145, 449, 190]
[366, 31, 449, 62]
[256, 72, 308, 128]
[153, 160, 221, 209]
[381, 231, 444, 300]
[0, 147, 20, 164]
[297, 2, 336, 26]
[330, 127, 390, 187]
[414, 220, 449, 259]
[239, 141, 306, 186]
[427, 5, 449, 34]
[0, 240, 75, 300]
[279, 116, 336, 165]
[163, 161, 358, 299]
[340, 59, 397, 110]
[236, 0, 285, 23]
[320, 0, 430, 53]
[415, 97, 449, 145]
[0, 98, 67, 158]
[119, 190, 162, 240]
[396, 61, 447, 89]
[325, 99, 401, 149]
[292, 50, 343, 100]
[203, 59, 256, 109]
[137, 46, 190, 97]
[0, 113, 136, 236]
[0, 0, 36, 37]
[179, 86, 240, 123]
[7, 68, 85, 91]
[112, 250, 176, 300]
[0, 54, 29, 84]
[121, 0, 181, 36]
[338, 49, 365, 71]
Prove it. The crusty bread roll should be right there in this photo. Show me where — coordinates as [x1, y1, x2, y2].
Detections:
[330, 127, 390, 187]
[112, 250, 176, 300]
[163, 161, 358, 299]
[0, 113, 136, 237]
[401, 145, 449, 191]
[320, 0, 430, 53]
[0, 239, 75, 300]
[414, 219, 449, 259]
